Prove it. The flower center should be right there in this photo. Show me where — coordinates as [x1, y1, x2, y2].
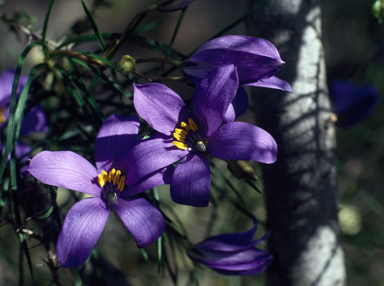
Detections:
[172, 118, 206, 152]
[97, 168, 126, 204]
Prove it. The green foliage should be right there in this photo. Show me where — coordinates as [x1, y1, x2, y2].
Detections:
[0, 1, 268, 285]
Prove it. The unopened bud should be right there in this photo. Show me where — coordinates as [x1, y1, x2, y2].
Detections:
[228, 160, 258, 181]
[116, 55, 136, 75]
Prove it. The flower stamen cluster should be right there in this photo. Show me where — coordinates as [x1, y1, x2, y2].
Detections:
[172, 118, 205, 151]
[97, 168, 126, 192]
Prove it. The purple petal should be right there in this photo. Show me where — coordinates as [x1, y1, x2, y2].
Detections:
[20, 105, 48, 136]
[28, 151, 102, 197]
[56, 197, 110, 268]
[207, 122, 277, 164]
[133, 83, 190, 136]
[125, 132, 187, 185]
[191, 36, 282, 62]
[195, 218, 259, 252]
[95, 114, 139, 173]
[122, 165, 175, 197]
[244, 76, 292, 93]
[171, 152, 211, 207]
[187, 36, 285, 84]
[15, 141, 32, 178]
[191, 65, 239, 137]
[223, 86, 250, 124]
[198, 248, 273, 275]
[114, 197, 165, 248]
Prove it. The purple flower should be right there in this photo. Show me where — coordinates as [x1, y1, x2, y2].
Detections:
[0, 70, 48, 176]
[28, 114, 172, 268]
[182, 35, 292, 122]
[330, 80, 380, 128]
[188, 218, 273, 275]
[183, 35, 292, 91]
[157, 0, 195, 12]
[129, 65, 277, 207]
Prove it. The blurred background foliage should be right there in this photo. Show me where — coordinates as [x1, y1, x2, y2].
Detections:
[0, 0, 383, 285]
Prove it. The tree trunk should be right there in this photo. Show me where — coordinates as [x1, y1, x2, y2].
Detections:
[246, 0, 346, 285]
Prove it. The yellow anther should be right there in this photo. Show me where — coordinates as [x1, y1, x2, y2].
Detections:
[98, 169, 126, 191]
[189, 118, 198, 132]
[175, 128, 188, 136]
[118, 175, 126, 191]
[180, 121, 190, 132]
[173, 133, 186, 142]
[98, 174, 105, 187]
[173, 141, 188, 150]
[113, 170, 121, 185]
[108, 168, 116, 182]
[102, 170, 108, 182]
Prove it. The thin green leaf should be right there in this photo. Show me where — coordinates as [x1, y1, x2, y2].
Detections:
[57, 33, 120, 49]
[133, 19, 165, 35]
[0, 42, 40, 182]
[58, 125, 94, 141]
[156, 8, 187, 75]
[210, 163, 245, 204]
[38, 206, 54, 219]
[185, 0, 266, 59]
[11, 158, 34, 280]
[70, 57, 93, 71]
[72, 268, 83, 286]
[19, 233, 34, 280]
[245, 180, 262, 194]
[18, 241, 24, 286]
[158, 235, 162, 266]
[81, 0, 106, 51]
[153, 187, 160, 201]
[88, 76, 100, 94]
[128, 35, 186, 60]
[193, 264, 201, 286]
[86, 96, 105, 122]
[166, 8, 187, 58]
[208, 0, 266, 42]
[42, 0, 57, 44]
[14, 65, 42, 145]
[77, 51, 116, 69]
[140, 248, 149, 263]
[211, 180, 254, 219]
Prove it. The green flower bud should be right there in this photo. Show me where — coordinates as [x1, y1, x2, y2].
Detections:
[227, 160, 258, 181]
[116, 55, 136, 75]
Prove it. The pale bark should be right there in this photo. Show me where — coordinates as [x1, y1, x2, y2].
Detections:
[246, 0, 346, 285]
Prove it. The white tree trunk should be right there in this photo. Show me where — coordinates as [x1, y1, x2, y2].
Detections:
[246, 1, 346, 285]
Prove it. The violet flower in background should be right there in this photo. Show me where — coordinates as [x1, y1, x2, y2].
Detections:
[0, 70, 28, 130]
[28, 114, 172, 268]
[330, 80, 380, 128]
[188, 218, 273, 275]
[129, 65, 277, 207]
[182, 35, 292, 122]
[0, 70, 48, 176]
